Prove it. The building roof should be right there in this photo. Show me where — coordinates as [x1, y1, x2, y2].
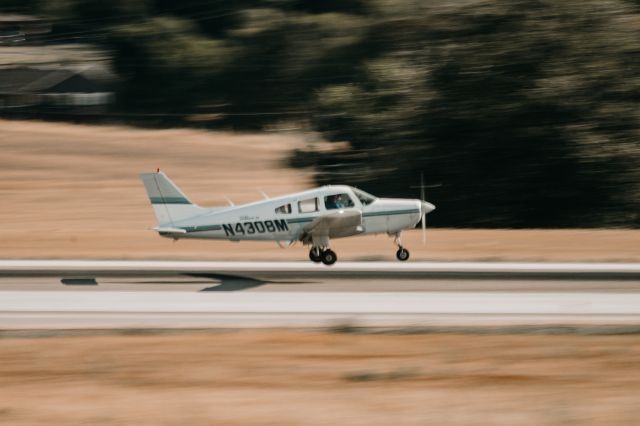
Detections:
[0, 67, 113, 94]
[0, 14, 45, 24]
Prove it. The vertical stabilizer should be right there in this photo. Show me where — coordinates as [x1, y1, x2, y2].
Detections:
[140, 171, 206, 225]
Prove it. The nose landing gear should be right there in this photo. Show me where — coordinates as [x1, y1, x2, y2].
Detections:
[392, 232, 410, 261]
[396, 247, 410, 261]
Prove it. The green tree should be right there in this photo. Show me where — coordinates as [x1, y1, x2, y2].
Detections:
[10, 0, 640, 227]
[108, 17, 235, 117]
[301, 0, 640, 227]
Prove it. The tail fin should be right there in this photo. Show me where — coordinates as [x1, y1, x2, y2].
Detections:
[140, 171, 206, 225]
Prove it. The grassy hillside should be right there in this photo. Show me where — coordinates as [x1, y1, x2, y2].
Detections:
[1, 120, 638, 261]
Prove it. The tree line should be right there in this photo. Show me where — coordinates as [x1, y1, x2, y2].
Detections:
[4, 0, 640, 227]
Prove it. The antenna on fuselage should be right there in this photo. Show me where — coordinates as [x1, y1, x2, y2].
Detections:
[223, 196, 235, 206]
[258, 189, 269, 199]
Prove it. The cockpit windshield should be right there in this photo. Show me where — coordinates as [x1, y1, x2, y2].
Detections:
[351, 187, 377, 206]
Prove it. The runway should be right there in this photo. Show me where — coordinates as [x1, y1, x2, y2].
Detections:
[2, 260, 640, 277]
[1, 260, 640, 328]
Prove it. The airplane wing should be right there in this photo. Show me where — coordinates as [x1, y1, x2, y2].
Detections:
[303, 209, 363, 239]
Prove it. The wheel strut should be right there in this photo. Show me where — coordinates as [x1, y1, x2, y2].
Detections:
[392, 232, 410, 261]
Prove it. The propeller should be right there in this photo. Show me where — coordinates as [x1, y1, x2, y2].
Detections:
[412, 172, 437, 245]
[420, 173, 426, 245]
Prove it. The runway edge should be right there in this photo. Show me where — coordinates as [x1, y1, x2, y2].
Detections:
[1, 260, 639, 279]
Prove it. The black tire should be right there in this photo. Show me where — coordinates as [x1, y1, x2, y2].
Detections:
[396, 248, 410, 261]
[321, 249, 337, 265]
[309, 248, 322, 263]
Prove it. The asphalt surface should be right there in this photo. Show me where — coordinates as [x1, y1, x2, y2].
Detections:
[2, 261, 640, 328]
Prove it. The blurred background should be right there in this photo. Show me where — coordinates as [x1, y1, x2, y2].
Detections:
[2, 0, 639, 229]
[2, 4, 640, 425]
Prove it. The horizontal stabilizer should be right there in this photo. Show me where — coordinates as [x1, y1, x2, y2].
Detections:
[153, 227, 187, 234]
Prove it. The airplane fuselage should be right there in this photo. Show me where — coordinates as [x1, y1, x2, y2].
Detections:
[141, 172, 435, 263]
[160, 186, 423, 242]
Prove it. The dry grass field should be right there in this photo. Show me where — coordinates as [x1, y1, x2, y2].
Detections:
[2, 120, 639, 426]
[1, 119, 638, 261]
[1, 330, 640, 425]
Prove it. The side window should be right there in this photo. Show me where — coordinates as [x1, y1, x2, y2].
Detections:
[275, 203, 292, 214]
[298, 198, 319, 213]
[324, 193, 355, 210]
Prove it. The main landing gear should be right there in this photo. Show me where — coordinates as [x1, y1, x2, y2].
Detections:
[393, 232, 410, 261]
[309, 247, 337, 265]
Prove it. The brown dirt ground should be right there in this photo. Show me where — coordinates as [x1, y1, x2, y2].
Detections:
[1, 331, 640, 425]
[1, 119, 638, 261]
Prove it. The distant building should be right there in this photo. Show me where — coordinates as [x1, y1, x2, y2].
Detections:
[0, 67, 115, 114]
[0, 14, 116, 116]
[0, 14, 50, 44]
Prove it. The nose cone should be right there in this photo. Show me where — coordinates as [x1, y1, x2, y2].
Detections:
[421, 201, 436, 215]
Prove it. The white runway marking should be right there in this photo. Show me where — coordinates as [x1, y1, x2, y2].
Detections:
[2, 291, 640, 328]
[1, 260, 639, 274]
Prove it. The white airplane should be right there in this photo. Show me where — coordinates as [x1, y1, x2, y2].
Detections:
[140, 170, 435, 265]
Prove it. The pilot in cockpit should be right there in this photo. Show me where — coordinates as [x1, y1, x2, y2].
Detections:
[325, 194, 344, 210]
